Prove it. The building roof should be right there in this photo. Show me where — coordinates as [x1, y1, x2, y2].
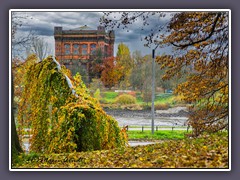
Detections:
[54, 25, 114, 38]
[70, 25, 94, 31]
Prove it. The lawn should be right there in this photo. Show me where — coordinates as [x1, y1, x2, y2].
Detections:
[101, 91, 119, 103]
[136, 92, 175, 105]
[101, 91, 177, 106]
[127, 130, 188, 140]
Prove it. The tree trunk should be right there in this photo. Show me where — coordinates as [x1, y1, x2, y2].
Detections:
[11, 75, 23, 155]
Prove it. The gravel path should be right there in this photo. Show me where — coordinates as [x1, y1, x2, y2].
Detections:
[128, 141, 157, 147]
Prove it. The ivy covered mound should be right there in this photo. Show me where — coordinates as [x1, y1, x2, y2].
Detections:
[18, 56, 127, 153]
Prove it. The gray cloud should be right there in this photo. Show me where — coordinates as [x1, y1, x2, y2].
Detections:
[13, 11, 171, 56]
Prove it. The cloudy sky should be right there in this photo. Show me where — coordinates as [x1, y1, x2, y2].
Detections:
[12, 10, 172, 57]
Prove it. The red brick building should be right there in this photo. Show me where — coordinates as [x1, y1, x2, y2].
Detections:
[54, 25, 115, 65]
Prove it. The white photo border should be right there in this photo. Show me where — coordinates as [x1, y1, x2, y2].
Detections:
[9, 9, 231, 171]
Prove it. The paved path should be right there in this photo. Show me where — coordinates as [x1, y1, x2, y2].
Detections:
[128, 141, 157, 147]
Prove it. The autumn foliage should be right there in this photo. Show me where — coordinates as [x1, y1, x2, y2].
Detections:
[12, 54, 38, 107]
[101, 11, 229, 136]
[13, 132, 228, 168]
[101, 57, 123, 89]
[17, 56, 127, 153]
[156, 12, 229, 136]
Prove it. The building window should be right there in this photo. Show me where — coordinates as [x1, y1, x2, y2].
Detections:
[81, 44, 88, 55]
[90, 44, 96, 55]
[64, 44, 70, 55]
[73, 44, 79, 55]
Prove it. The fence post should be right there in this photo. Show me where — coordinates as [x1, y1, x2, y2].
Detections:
[156, 126, 158, 131]
[142, 126, 144, 132]
[172, 127, 174, 131]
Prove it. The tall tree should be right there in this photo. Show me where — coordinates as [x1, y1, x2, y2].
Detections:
[11, 12, 28, 156]
[141, 55, 152, 106]
[11, 76, 23, 156]
[11, 12, 42, 156]
[101, 57, 122, 89]
[12, 55, 38, 157]
[116, 43, 133, 89]
[157, 12, 229, 136]
[102, 11, 229, 136]
[129, 50, 145, 91]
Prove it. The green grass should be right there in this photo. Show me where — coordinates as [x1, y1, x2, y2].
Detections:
[101, 92, 175, 104]
[135, 92, 175, 105]
[127, 130, 189, 140]
[101, 91, 119, 103]
[100, 91, 184, 111]
[155, 93, 174, 104]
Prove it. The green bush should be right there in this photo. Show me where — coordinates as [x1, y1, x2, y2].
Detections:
[114, 94, 137, 105]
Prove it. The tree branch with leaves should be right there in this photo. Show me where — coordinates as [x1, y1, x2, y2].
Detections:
[101, 11, 229, 136]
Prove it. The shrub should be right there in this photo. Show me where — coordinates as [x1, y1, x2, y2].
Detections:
[155, 103, 170, 110]
[114, 94, 137, 105]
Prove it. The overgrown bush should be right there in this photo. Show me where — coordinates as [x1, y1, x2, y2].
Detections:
[114, 94, 137, 105]
[17, 56, 127, 153]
